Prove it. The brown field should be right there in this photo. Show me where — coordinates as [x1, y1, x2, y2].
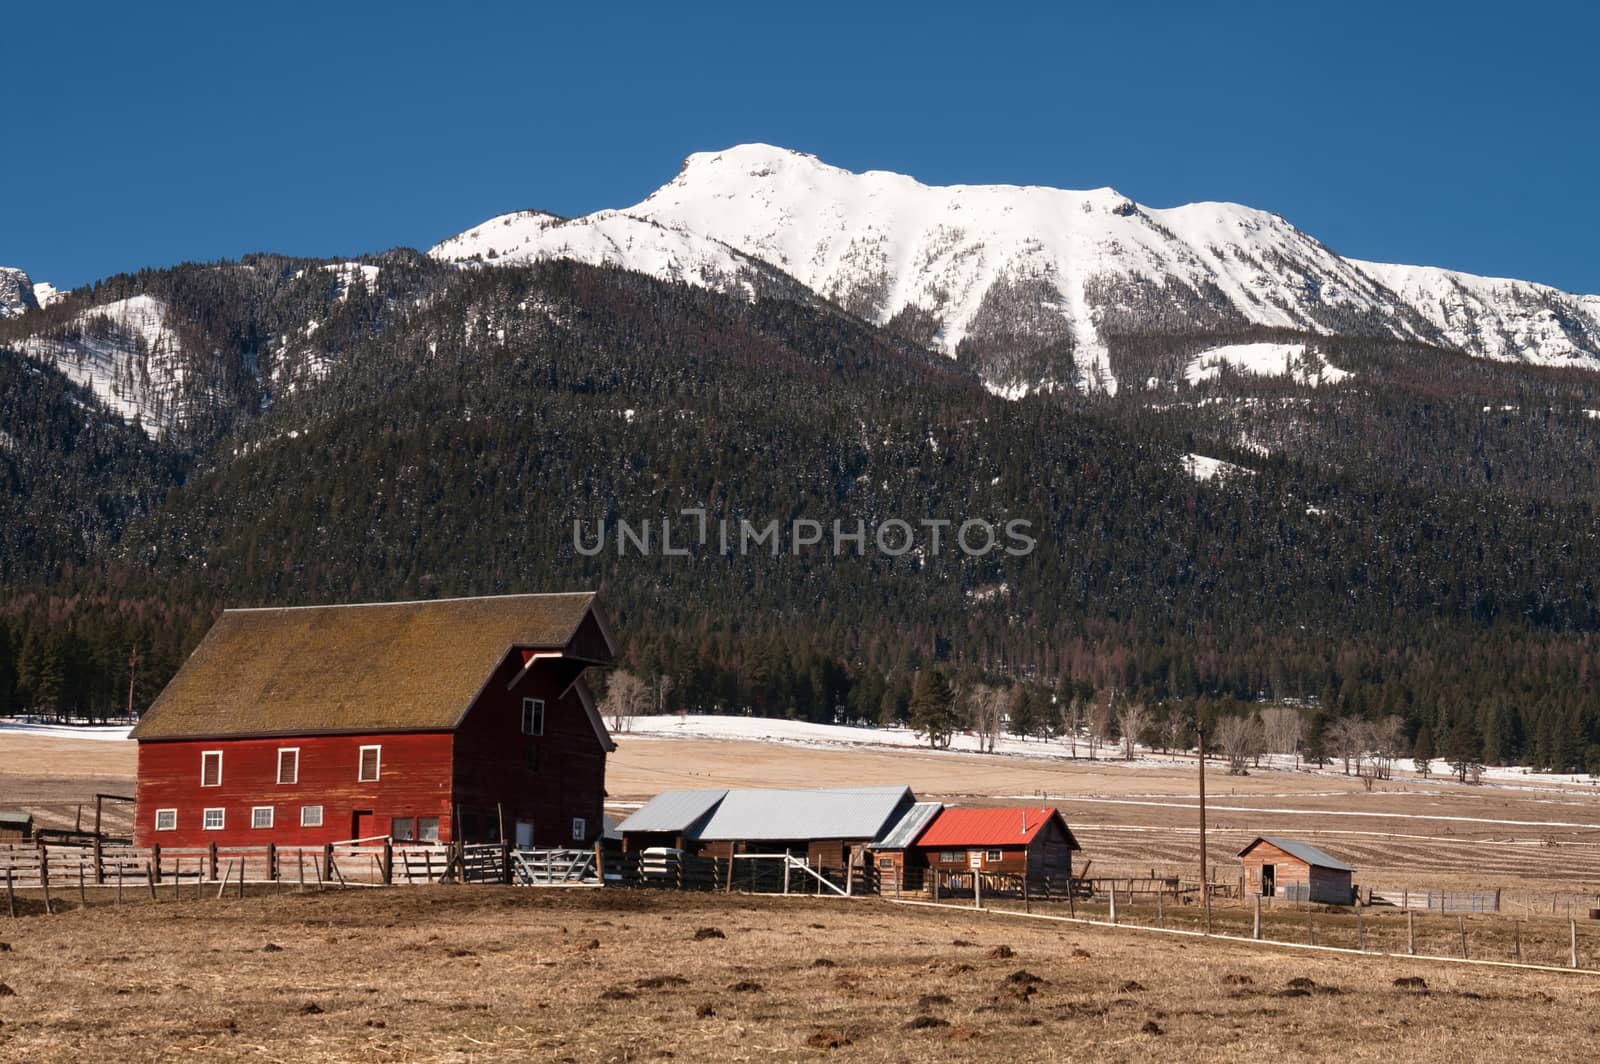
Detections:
[8, 731, 1600, 899]
[3, 887, 1600, 1063]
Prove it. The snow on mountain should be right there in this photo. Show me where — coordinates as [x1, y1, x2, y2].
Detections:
[1184, 341, 1352, 387]
[1182, 453, 1255, 480]
[621, 145, 1444, 394]
[435, 144, 1600, 394]
[0, 267, 39, 319]
[1351, 260, 1600, 369]
[429, 207, 807, 301]
[14, 295, 186, 436]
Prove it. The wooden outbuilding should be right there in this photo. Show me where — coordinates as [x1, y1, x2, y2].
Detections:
[911, 806, 1079, 883]
[0, 812, 33, 841]
[865, 801, 943, 893]
[617, 786, 919, 881]
[1237, 836, 1354, 905]
[131, 593, 617, 849]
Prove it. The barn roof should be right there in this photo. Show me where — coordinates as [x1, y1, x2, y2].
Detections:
[915, 807, 1081, 850]
[870, 801, 944, 850]
[1237, 836, 1354, 873]
[130, 593, 614, 741]
[697, 786, 914, 842]
[615, 789, 729, 835]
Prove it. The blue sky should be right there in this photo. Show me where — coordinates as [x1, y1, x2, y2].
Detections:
[6, 1, 1596, 293]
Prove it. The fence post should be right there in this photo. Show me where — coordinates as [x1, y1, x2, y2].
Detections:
[1108, 882, 1117, 925]
[1572, 920, 1579, 969]
[1023, 874, 1030, 914]
[1253, 894, 1261, 940]
[1407, 910, 1415, 955]
[208, 842, 218, 882]
[1156, 888, 1164, 928]
[592, 841, 604, 886]
[933, 870, 940, 903]
[974, 869, 983, 911]
[144, 860, 156, 900]
[39, 845, 52, 915]
[382, 839, 393, 886]
[323, 843, 335, 885]
[782, 851, 791, 896]
[267, 843, 277, 883]
[297, 850, 306, 892]
[1514, 920, 1522, 963]
[1306, 906, 1314, 946]
[93, 837, 104, 885]
[5, 867, 14, 918]
[1459, 916, 1468, 959]
[1357, 911, 1365, 951]
[151, 843, 161, 884]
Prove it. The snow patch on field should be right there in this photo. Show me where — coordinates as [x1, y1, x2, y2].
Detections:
[0, 719, 133, 741]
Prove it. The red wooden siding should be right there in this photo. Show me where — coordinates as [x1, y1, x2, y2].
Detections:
[134, 731, 454, 848]
[449, 656, 607, 848]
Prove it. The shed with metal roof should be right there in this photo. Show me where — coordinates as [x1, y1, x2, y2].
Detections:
[913, 806, 1079, 885]
[1237, 836, 1355, 905]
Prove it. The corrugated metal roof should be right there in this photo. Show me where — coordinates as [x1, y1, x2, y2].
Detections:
[697, 786, 915, 842]
[915, 807, 1080, 849]
[130, 593, 612, 740]
[614, 790, 728, 835]
[871, 802, 944, 849]
[1240, 836, 1354, 873]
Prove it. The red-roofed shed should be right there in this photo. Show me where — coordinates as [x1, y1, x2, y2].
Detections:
[911, 806, 1079, 882]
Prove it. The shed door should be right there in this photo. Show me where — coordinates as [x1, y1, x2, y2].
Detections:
[352, 810, 374, 841]
[515, 820, 534, 849]
[1261, 864, 1276, 897]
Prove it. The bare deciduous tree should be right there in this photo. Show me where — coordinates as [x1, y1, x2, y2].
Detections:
[1116, 702, 1149, 761]
[966, 683, 1009, 754]
[600, 670, 652, 734]
[1086, 690, 1114, 761]
[1326, 716, 1368, 776]
[1059, 693, 1083, 758]
[1215, 714, 1265, 775]
[1260, 706, 1304, 767]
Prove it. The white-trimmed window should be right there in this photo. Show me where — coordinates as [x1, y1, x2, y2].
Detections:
[251, 806, 274, 830]
[200, 750, 223, 787]
[985, 849, 1002, 862]
[940, 850, 962, 863]
[277, 748, 299, 785]
[202, 808, 225, 831]
[300, 805, 324, 828]
[571, 816, 586, 841]
[522, 698, 545, 736]
[358, 745, 381, 782]
[154, 808, 177, 832]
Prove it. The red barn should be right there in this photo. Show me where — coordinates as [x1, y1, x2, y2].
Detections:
[130, 593, 617, 850]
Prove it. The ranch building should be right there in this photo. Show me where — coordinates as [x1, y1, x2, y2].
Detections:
[1237, 836, 1355, 905]
[130, 593, 617, 850]
[911, 806, 1079, 883]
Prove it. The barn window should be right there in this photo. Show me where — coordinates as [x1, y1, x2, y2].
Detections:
[392, 817, 415, 842]
[525, 741, 539, 772]
[200, 750, 223, 787]
[300, 805, 323, 828]
[277, 748, 299, 785]
[154, 809, 177, 831]
[522, 698, 545, 736]
[202, 808, 225, 830]
[940, 850, 962, 863]
[358, 745, 381, 782]
[251, 806, 274, 829]
[417, 817, 440, 843]
[985, 849, 1002, 862]
[877, 857, 894, 869]
[571, 817, 586, 841]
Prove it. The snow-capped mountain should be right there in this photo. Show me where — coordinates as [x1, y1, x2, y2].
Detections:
[430, 207, 811, 302]
[1, 267, 39, 318]
[434, 144, 1600, 393]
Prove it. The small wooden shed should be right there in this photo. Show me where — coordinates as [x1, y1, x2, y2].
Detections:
[0, 812, 34, 841]
[1238, 836, 1354, 905]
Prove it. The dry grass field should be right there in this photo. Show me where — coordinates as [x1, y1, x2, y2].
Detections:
[3, 887, 1600, 1063]
[7, 730, 1600, 897]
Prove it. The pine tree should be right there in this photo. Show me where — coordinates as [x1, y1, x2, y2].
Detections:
[910, 669, 958, 749]
[1412, 724, 1434, 777]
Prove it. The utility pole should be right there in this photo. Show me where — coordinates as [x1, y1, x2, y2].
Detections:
[126, 645, 139, 721]
[1197, 718, 1211, 933]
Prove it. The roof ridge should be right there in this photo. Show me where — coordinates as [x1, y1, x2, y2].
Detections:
[225, 591, 596, 613]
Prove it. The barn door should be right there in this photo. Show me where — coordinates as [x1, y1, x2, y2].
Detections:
[515, 820, 534, 849]
[352, 809, 374, 841]
[1261, 864, 1276, 897]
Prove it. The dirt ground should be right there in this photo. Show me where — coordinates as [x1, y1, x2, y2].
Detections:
[8, 731, 1600, 897]
[2, 887, 1599, 1063]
